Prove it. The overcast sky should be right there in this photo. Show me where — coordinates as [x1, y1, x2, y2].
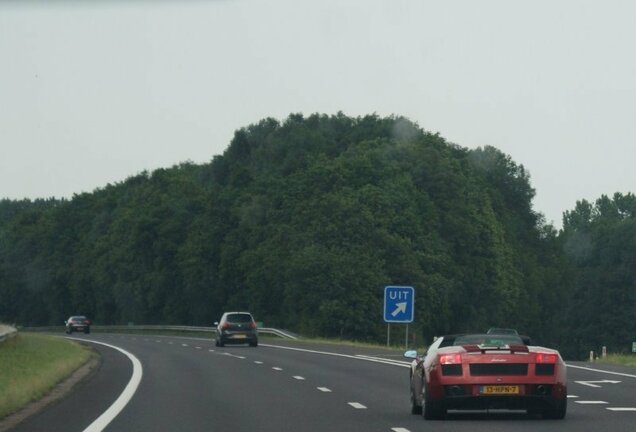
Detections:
[2, 0, 635, 228]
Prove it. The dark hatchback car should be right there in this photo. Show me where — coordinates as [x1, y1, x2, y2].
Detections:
[65, 316, 91, 334]
[215, 312, 258, 347]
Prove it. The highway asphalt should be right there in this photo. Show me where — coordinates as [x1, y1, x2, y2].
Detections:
[9, 334, 636, 432]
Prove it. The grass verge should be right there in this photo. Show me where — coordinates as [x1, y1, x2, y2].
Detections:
[596, 353, 636, 367]
[0, 333, 92, 420]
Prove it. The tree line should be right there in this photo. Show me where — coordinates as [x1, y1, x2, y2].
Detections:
[0, 113, 633, 358]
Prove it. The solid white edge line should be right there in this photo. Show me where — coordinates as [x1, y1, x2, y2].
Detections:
[65, 338, 143, 432]
[259, 343, 410, 368]
[566, 364, 636, 379]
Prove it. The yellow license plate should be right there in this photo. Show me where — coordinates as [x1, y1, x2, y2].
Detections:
[480, 385, 520, 395]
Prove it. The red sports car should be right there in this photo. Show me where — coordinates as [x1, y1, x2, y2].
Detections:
[404, 333, 567, 419]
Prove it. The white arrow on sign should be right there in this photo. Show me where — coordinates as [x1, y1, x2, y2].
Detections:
[575, 380, 621, 388]
[391, 302, 407, 317]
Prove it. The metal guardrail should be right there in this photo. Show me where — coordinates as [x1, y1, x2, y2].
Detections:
[0, 324, 18, 344]
[22, 324, 299, 340]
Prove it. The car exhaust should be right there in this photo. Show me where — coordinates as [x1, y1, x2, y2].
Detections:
[448, 385, 464, 396]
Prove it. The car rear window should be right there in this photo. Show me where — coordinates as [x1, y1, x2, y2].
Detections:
[226, 314, 253, 323]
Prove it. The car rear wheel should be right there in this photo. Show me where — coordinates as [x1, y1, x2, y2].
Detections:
[422, 385, 446, 420]
[249, 340, 258, 347]
[543, 397, 567, 419]
[410, 394, 422, 415]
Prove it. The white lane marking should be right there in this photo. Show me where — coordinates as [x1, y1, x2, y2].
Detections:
[317, 387, 332, 392]
[195, 347, 202, 350]
[567, 395, 579, 398]
[348, 402, 367, 409]
[607, 408, 636, 411]
[260, 343, 410, 368]
[575, 401, 608, 404]
[254, 361, 263, 364]
[221, 352, 245, 359]
[392, 428, 411, 432]
[168, 342, 173, 345]
[209, 349, 215, 352]
[272, 367, 283, 371]
[293, 376, 305, 380]
[66, 338, 143, 432]
[567, 364, 636, 379]
[155, 340, 161, 343]
[355, 354, 412, 367]
[575, 380, 621, 388]
[182, 344, 189, 347]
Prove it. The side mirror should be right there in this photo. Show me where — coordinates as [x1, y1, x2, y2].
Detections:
[214, 322, 219, 326]
[64, 321, 67, 325]
[404, 350, 418, 359]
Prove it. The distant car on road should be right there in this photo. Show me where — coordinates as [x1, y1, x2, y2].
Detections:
[404, 333, 567, 420]
[214, 312, 258, 347]
[65, 316, 91, 334]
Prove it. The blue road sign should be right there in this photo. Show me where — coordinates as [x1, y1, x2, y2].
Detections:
[384, 286, 414, 323]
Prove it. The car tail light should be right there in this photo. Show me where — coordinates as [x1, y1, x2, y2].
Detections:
[222, 323, 231, 330]
[439, 353, 462, 364]
[249, 322, 257, 329]
[86, 320, 91, 325]
[536, 353, 557, 363]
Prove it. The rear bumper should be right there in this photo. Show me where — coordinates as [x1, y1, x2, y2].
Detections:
[442, 394, 564, 411]
[219, 331, 258, 344]
[439, 383, 566, 410]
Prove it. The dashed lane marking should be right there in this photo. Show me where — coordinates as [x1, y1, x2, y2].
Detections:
[392, 428, 411, 432]
[293, 376, 305, 380]
[575, 401, 608, 404]
[195, 347, 202, 349]
[348, 402, 367, 409]
[607, 408, 636, 412]
[254, 361, 263, 364]
[317, 387, 332, 392]
[272, 367, 283, 371]
[567, 395, 579, 398]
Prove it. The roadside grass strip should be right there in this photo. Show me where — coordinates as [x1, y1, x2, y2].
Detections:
[0, 333, 92, 420]
[596, 354, 636, 368]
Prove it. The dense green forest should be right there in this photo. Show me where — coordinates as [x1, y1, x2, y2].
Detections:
[0, 113, 633, 358]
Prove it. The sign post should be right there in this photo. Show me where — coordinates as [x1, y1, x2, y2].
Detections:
[383, 286, 414, 348]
